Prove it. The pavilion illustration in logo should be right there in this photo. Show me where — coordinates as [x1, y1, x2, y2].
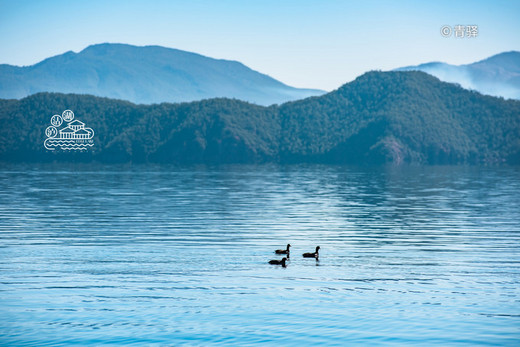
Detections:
[44, 110, 95, 151]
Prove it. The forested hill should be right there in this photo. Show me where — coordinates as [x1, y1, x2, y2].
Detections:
[1, 71, 519, 165]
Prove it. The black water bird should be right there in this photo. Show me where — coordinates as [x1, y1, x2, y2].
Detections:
[268, 257, 287, 267]
[275, 244, 291, 255]
[303, 246, 320, 258]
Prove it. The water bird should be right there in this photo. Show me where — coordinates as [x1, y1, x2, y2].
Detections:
[275, 244, 291, 255]
[268, 257, 287, 267]
[303, 246, 320, 258]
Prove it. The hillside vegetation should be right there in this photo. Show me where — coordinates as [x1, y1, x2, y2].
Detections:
[1, 71, 519, 165]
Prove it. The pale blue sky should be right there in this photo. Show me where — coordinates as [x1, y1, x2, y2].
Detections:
[0, 0, 518, 90]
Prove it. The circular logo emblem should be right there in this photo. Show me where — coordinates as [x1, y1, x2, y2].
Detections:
[62, 109, 74, 122]
[45, 126, 58, 138]
[50, 115, 63, 127]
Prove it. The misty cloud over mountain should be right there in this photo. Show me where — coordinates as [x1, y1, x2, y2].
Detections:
[396, 51, 520, 100]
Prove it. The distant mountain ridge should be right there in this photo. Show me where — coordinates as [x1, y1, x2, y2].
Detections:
[1, 71, 519, 165]
[396, 51, 520, 99]
[0, 43, 324, 106]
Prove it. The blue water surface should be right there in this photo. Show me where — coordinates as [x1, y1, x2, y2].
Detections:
[0, 164, 519, 345]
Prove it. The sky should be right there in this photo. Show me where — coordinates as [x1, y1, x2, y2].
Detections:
[0, 0, 519, 91]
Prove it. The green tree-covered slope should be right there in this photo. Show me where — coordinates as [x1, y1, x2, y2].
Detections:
[1, 71, 519, 165]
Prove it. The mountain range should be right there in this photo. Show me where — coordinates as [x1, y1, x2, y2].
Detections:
[1, 71, 519, 165]
[0, 43, 324, 106]
[1, 44, 519, 106]
[396, 51, 520, 100]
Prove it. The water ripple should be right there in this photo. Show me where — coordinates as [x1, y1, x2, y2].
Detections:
[0, 164, 519, 345]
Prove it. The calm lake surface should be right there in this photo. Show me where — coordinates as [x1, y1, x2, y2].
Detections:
[0, 164, 519, 345]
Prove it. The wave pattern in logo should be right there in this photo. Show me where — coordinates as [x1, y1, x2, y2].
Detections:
[44, 139, 95, 151]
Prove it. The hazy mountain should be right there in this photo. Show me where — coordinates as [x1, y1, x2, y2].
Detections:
[1, 71, 519, 165]
[0, 43, 324, 106]
[396, 51, 520, 99]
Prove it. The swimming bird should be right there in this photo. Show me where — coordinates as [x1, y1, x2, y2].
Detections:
[275, 244, 291, 255]
[303, 246, 320, 258]
[268, 257, 287, 267]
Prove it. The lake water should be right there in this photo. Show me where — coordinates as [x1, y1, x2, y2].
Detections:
[0, 164, 519, 345]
